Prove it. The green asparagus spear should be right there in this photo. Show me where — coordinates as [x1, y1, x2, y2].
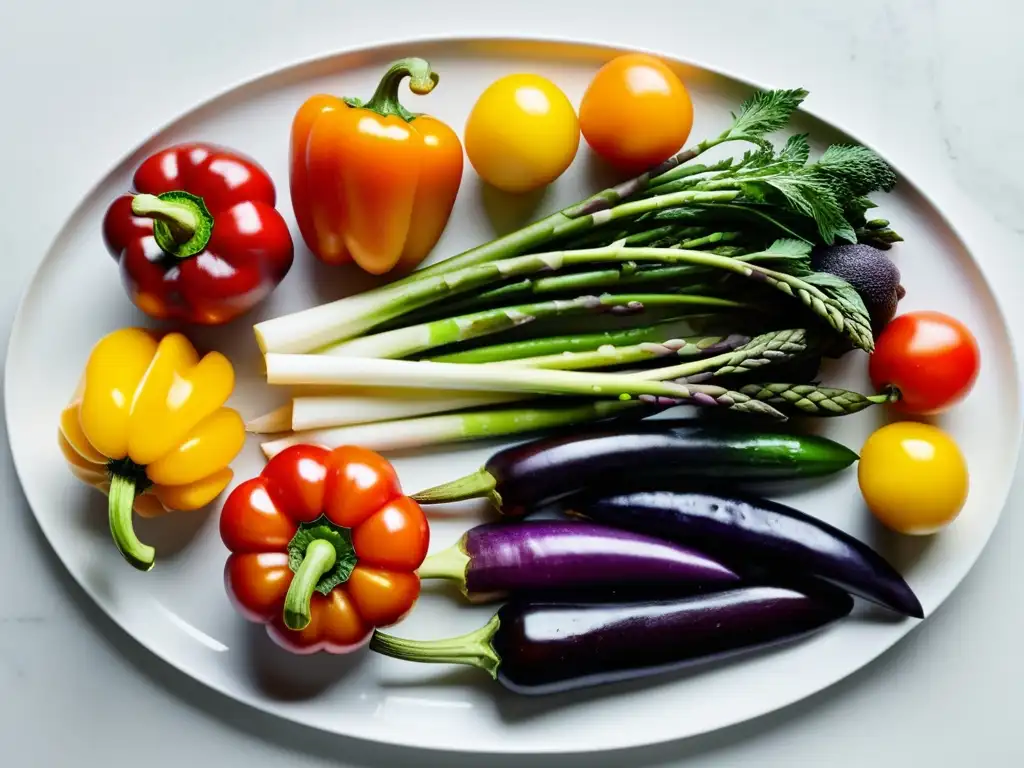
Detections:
[496, 333, 753, 371]
[322, 293, 752, 360]
[427, 320, 739, 364]
[739, 383, 898, 415]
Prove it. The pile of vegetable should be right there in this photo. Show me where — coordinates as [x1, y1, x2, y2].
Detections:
[249, 81, 909, 454]
[368, 425, 920, 693]
[55, 51, 984, 698]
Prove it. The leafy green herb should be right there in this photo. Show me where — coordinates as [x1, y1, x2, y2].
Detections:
[723, 88, 810, 146]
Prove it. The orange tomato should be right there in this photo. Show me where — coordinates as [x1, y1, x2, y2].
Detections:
[579, 53, 694, 175]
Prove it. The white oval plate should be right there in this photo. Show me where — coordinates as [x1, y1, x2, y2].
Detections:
[6, 38, 1021, 754]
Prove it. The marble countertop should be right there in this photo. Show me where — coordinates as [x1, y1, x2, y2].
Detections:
[2, 0, 1021, 765]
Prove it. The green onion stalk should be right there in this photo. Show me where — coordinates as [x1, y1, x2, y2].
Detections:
[260, 378, 892, 457]
[262, 353, 788, 419]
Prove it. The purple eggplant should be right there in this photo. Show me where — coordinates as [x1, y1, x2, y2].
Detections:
[370, 586, 853, 695]
[566, 488, 923, 618]
[411, 421, 859, 517]
[417, 520, 740, 601]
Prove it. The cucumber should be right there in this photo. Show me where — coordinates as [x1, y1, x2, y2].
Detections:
[411, 420, 858, 516]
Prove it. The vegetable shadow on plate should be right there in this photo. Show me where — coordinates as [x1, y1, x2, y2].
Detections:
[582, 145, 628, 193]
[376, 621, 844, 722]
[478, 177, 549, 237]
[72, 485, 210, 564]
[241, 623, 367, 701]
[861, 507, 935, 582]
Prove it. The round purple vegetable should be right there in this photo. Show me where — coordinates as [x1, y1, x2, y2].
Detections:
[370, 586, 854, 695]
[566, 488, 923, 618]
[417, 519, 740, 602]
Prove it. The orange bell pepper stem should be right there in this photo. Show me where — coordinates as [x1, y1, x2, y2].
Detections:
[290, 58, 463, 275]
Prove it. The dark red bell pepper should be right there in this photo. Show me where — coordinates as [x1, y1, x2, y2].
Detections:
[102, 143, 294, 325]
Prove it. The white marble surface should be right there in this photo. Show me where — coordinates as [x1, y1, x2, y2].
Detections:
[1, 0, 1022, 765]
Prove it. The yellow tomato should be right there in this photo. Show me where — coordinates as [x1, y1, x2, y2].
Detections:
[858, 422, 969, 535]
[464, 74, 580, 193]
[579, 53, 694, 175]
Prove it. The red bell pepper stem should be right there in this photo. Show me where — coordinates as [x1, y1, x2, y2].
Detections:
[283, 538, 338, 630]
[130, 190, 214, 258]
[108, 472, 155, 572]
[357, 57, 439, 122]
[132, 194, 198, 239]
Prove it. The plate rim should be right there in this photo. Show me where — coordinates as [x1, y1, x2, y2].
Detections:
[6, 33, 1023, 755]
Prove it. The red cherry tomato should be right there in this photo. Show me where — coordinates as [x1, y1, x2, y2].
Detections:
[869, 310, 980, 415]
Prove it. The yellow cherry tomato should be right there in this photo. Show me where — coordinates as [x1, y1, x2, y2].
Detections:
[579, 53, 694, 175]
[858, 422, 969, 535]
[464, 73, 580, 193]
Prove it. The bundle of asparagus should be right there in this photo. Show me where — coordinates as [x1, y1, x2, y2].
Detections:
[249, 87, 902, 455]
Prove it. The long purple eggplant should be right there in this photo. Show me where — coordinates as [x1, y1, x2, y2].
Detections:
[417, 520, 740, 601]
[566, 488, 923, 618]
[411, 421, 859, 516]
[370, 586, 853, 695]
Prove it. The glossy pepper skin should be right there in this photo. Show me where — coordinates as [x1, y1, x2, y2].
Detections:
[58, 328, 246, 571]
[290, 57, 463, 275]
[219, 444, 430, 654]
[102, 143, 294, 325]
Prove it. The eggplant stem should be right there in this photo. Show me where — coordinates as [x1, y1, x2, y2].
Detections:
[411, 467, 500, 506]
[369, 614, 502, 678]
[416, 543, 471, 589]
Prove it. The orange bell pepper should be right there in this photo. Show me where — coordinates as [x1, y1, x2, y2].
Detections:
[290, 57, 463, 275]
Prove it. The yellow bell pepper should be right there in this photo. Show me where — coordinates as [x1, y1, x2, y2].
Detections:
[58, 328, 246, 571]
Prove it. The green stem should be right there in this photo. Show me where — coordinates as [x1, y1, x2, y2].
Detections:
[131, 194, 197, 239]
[358, 57, 438, 121]
[131, 191, 214, 258]
[674, 231, 742, 250]
[321, 293, 744, 360]
[392, 249, 761, 323]
[426, 319, 726, 364]
[283, 539, 337, 630]
[500, 332, 752, 371]
[369, 614, 503, 678]
[108, 473, 155, 572]
[565, 224, 707, 251]
[412, 467, 498, 505]
[547, 190, 741, 244]
[417, 543, 471, 586]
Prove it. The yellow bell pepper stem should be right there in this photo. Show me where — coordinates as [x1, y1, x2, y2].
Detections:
[107, 459, 155, 572]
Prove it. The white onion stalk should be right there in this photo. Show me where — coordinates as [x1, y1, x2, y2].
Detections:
[260, 400, 643, 458]
[245, 389, 529, 433]
[289, 391, 525, 431]
[263, 354, 786, 418]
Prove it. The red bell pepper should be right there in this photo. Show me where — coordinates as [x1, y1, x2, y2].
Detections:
[102, 143, 294, 326]
[219, 444, 429, 654]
